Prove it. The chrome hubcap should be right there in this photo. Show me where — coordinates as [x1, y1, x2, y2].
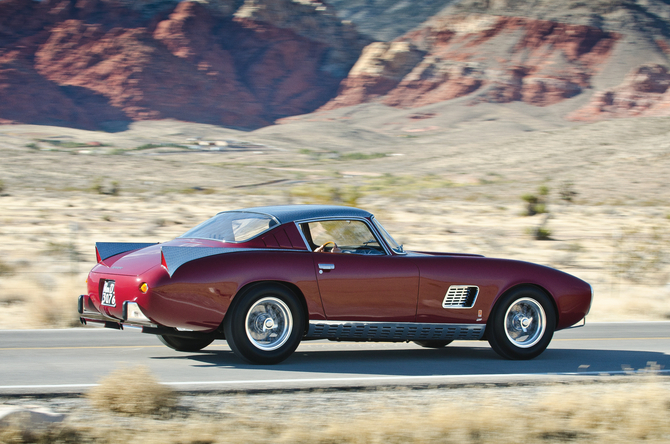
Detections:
[245, 297, 292, 351]
[504, 297, 546, 348]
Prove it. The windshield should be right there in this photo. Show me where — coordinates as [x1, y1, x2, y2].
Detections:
[180, 212, 278, 242]
[371, 216, 404, 254]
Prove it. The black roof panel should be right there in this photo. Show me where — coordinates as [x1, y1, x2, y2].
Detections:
[226, 205, 372, 224]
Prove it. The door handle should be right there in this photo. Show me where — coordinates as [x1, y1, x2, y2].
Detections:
[318, 263, 335, 274]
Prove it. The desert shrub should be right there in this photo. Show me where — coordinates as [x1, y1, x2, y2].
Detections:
[527, 226, 552, 240]
[0, 259, 14, 276]
[0, 425, 83, 444]
[87, 366, 178, 417]
[290, 184, 362, 206]
[339, 152, 386, 161]
[613, 226, 668, 283]
[538, 227, 551, 241]
[44, 241, 82, 262]
[559, 181, 577, 202]
[522, 185, 549, 216]
[90, 177, 119, 196]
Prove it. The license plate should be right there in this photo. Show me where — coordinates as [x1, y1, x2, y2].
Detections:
[101, 280, 116, 307]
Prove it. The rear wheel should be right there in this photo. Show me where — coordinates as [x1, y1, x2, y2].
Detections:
[487, 287, 555, 360]
[414, 340, 453, 348]
[224, 284, 304, 365]
[158, 334, 214, 352]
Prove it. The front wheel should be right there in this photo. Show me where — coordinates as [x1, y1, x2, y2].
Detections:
[487, 287, 556, 360]
[158, 334, 214, 352]
[224, 284, 305, 365]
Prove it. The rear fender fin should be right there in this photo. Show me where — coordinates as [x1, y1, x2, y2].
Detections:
[95, 242, 158, 264]
[161, 246, 269, 277]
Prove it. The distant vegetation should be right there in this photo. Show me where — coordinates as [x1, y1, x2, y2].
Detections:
[299, 149, 386, 161]
[522, 185, 553, 240]
[522, 185, 549, 216]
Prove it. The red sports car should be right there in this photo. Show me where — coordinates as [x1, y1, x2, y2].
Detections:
[79, 205, 592, 364]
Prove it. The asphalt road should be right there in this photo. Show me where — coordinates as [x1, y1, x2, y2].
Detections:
[0, 322, 668, 395]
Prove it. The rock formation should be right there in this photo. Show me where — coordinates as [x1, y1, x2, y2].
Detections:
[321, 0, 670, 120]
[321, 14, 620, 110]
[2, 0, 670, 128]
[569, 64, 670, 120]
[0, 0, 366, 130]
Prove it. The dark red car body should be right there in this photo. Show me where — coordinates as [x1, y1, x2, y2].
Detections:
[79, 205, 592, 363]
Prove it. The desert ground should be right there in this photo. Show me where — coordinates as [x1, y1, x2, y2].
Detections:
[1, 100, 670, 328]
[2, 368, 669, 443]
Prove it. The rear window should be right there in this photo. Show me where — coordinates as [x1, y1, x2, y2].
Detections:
[179, 212, 278, 242]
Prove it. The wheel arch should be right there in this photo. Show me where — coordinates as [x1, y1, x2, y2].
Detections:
[488, 283, 559, 329]
[222, 280, 309, 334]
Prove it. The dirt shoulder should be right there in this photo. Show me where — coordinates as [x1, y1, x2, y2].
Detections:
[1, 376, 669, 443]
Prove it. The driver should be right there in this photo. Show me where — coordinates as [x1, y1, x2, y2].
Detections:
[314, 241, 342, 253]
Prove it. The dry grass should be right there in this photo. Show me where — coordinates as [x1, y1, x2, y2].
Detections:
[2, 375, 669, 444]
[86, 366, 178, 417]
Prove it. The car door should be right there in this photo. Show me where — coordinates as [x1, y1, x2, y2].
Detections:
[300, 219, 419, 322]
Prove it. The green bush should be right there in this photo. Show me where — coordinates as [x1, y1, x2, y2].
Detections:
[522, 186, 550, 216]
[526, 226, 552, 240]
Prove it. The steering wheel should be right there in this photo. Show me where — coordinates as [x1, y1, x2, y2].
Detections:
[315, 241, 340, 253]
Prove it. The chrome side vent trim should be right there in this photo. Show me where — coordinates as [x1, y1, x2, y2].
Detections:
[442, 285, 479, 309]
[305, 321, 485, 342]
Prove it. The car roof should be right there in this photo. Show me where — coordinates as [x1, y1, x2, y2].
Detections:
[227, 205, 373, 224]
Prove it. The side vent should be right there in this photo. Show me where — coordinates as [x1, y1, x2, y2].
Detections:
[442, 285, 479, 309]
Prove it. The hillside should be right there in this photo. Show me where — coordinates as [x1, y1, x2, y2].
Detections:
[1, 0, 670, 129]
[322, 0, 670, 121]
[0, 0, 367, 130]
[326, 0, 457, 41]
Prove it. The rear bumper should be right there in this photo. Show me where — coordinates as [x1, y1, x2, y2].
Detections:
[78, 295, 156, 328]
[77, 295, 223, 340]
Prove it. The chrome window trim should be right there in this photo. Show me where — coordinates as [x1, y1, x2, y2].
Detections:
[370, 216, 406, 255]
[179, 211, 281, 244]
[293, 216, 392, 256]
[293, 221, 312, 251]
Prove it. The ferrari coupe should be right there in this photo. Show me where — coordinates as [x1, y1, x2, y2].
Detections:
[78, 205, 592, 364]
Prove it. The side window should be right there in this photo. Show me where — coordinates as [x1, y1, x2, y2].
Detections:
[301, 220, 384, 255]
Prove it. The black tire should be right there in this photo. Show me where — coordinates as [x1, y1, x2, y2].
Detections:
[487, 287, 556, 360]
[413, 340, 453, 348]
[224, 283, 304, 365]
[158, 334, 214, 352]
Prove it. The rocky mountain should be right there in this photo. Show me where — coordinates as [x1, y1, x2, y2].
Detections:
[321, 0, 670, 121]
[325, 0, 457, 41]
[1, 0, 670, 130]
[0, 0, 367, 130]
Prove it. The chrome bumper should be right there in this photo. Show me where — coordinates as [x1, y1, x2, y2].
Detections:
[78, 295, 157, 328]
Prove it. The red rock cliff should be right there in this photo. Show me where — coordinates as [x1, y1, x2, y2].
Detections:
[321, 14, 619, 111]
[0, 0, 366, 130]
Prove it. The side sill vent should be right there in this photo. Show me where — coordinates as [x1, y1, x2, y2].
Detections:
[305, 322, 485, 342]
[442, 285, 479, 309]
